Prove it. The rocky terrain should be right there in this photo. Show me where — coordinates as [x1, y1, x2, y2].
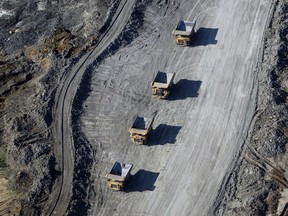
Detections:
[0, 0, 287, 215]
[212, 0, 288, 215]
[0, 0, 112, 215]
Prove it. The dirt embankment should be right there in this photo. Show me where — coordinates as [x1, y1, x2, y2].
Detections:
[212, 0, 288, 215]
[69, 1, 153, 214]
[0, 0, 112, 215]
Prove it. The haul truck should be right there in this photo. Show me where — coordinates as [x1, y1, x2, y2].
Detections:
[105, 161, 133, 191]
[172, 20, 196, 46]
[151, 71, 175, 99]
[128, 115, 155, 145]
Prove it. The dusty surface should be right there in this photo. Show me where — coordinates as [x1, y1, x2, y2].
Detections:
[0, 175, 22, 216]
[0, 0, 287, 215]
[0, 0, 113, 215]
[80, 0, 273, 215]
[47, 1, 136, 215]
[213, 0, 288, 215]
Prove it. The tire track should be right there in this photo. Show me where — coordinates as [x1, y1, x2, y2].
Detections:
[45, 0, 135, 215]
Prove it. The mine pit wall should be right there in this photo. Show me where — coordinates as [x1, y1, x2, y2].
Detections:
[212, 0, 288, 215]
[0, 0, 114, 215]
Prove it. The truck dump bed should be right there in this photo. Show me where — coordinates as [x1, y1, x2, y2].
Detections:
[129, 116, 154, 135]
[173, 20, 195, 36]
[105, 161, 133, 182]
[152, 72, 175, 88]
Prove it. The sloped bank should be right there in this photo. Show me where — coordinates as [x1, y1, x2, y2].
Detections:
[212, 0, 288, 215]
[0, 0, 113, 215]
[68, 0, 152, 215]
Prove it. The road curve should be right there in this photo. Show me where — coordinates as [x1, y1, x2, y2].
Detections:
[43, 1, 136, 215]
[81, 0, 273, 215]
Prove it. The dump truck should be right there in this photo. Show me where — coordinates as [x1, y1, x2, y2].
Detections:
[172, 20, 196, 46]
[128, 115, 155, 145]
[105, 161, 133, 191]
[151, 71, 175, 99]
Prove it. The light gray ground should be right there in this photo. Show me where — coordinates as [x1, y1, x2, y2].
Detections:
[81, 0, 272, 215]
[45, 1, 136, 215]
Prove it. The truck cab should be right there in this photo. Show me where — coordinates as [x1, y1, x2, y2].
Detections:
[172, 20, 196, 46]
[105, 161, 133, 191]
[128, 116, 154, 145]
[151, 71, 175, 99]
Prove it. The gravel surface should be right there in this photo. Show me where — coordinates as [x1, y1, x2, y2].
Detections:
[0, 0, 113, 215]
[78, 0, 273, 215]
[1, 0, 287, 215]
[212, 0, 288, 215]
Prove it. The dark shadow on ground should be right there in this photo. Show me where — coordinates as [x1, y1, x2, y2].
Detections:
[169, 80, 202, 100]
[190, 27, 218, 46]
[148, 124, 182, 145]
[124, 170, 159, 192]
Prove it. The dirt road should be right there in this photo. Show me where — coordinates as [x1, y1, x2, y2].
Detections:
[81, 0, 272, 215]
[44, 1, 136, 215]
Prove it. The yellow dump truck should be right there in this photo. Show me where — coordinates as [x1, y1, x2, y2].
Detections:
[172, 20, 196, 46]
[151, 71, 175, 99]
[128, 115, 155, 145]
[105, 161, 133, 191]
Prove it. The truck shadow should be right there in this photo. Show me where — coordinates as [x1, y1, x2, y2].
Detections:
[190, 27, 218, 46]
[169, 80, 202, 100]
[124, 170, 159, 192]
[148, 124, 182, 145]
